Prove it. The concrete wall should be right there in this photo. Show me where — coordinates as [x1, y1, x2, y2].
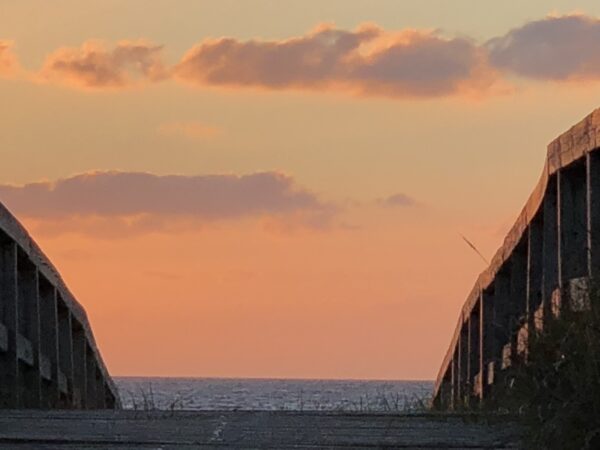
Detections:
[433, 109, 600, 409]
[0, 204, 119, 409]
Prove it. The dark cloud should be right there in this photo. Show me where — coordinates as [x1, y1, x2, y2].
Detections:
[379, 193, 417, 208]
[40, 40, 168, 89]
[0, 171, 333, 232]
[175, 24, 495, 98]
[487, 15, 600, 81]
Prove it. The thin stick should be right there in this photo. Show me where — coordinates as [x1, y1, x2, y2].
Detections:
[460, 233, 489, 265]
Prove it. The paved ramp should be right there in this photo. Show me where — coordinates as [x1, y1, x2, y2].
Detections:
[0, 410, 520, 449]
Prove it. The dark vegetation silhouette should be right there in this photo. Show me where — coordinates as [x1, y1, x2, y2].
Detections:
[496, 286, 600, 449]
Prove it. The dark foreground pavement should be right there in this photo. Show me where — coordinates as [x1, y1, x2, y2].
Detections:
[0, 410, 520, 449]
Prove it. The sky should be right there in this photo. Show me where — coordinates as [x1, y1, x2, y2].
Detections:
[2, 1, 600, 379]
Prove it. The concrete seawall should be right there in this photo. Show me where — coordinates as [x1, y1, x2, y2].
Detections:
[433, 108, 600, 409]
[0, 202, 119, 409]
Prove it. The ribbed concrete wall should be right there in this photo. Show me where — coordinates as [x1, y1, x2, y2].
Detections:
[0, 202, 119, 409]
[433, 108, 600, 409]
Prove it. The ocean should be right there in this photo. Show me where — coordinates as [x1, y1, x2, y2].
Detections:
[115, 377, 434, 412]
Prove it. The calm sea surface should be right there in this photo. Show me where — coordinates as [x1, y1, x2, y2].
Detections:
[115, 377, 433, 412]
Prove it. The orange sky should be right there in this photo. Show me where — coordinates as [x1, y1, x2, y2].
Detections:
[3, 2, 600, 379]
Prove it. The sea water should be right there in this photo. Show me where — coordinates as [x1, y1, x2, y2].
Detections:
[115, 377, 433, 412]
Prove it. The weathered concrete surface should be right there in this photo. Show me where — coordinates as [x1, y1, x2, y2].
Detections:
[0, 410, 520, 449]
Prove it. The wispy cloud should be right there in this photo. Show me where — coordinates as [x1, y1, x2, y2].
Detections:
[157, 121, 221, 140]
[378, 193, 417, 208]
[487, 14, 600, 81]
[0, 40, 19, 77]
[39, 40, 168, 89]
[0, 171, 334, 236]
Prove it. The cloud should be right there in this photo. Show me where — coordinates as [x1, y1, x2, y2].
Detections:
[487, 14, 600, 81]
[0, 171, 333, 236]
[18, 14, 600, 96]
[0, 40, 19, 77]
[40, 40, 168, 89]
[0, 171, 326, 218]
[175, 24, 497, 98]
[378, 193, 417, 208]
[157, 121, 221, 140]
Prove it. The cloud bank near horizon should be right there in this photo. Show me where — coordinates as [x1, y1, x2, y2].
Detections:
[0, 171, 334, 236]
[0, 171, 420, 237]
[5, 14, 600, 96]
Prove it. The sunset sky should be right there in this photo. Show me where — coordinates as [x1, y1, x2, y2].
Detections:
[3, 1, 600, 380]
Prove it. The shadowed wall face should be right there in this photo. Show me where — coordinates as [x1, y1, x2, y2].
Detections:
[0, 209, 118, 409]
